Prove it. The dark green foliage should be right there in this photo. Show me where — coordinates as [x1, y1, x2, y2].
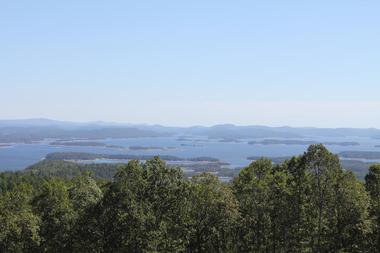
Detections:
[233, 159, 291, 252]
[44, 152, 220, 163]
[0, 145, 378, 252]
[0, 171, 43, 193]
[188, 173, 239, 252]
[0, 183, 40, 252]
[75, 158, 192, 252]
[26, 160, 121, 180]
[69, 173, 103, 212]
[365, 165, 380, 252]
[33, 179, 75, 252]
[69, 173, 104, 253]
[22, 157, 235, 182]
[233, 145, 370, 253]
[247, 155, 373, 180]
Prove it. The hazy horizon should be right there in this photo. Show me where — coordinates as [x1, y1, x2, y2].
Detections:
[1, 117, 380, 130]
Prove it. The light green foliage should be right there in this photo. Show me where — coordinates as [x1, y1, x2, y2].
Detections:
[69, 172, 103, 212]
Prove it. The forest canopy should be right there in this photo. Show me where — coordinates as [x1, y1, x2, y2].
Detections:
[1, 144, 380, 252]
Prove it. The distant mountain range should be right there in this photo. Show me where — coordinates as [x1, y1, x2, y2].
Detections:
[1, 118, 380, 143]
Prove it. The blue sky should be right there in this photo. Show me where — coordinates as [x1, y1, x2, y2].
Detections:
[1, 1, 379, 127]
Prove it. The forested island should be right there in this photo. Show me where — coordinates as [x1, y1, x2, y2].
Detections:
[50, 141, 124, 149]
[40, 152, 231, 178]
[1, 144, 380, 252]
[0, 126, 168, 144]
[44, 152, 221, 163]
[248, 139, 360, 146]
[128, 146, 177, 151]
[339, 151, 380, 160]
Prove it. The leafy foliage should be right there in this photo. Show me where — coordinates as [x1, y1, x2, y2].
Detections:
[0, 145, 378, 252]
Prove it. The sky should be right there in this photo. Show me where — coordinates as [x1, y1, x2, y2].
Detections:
[1, 1, 379, 127]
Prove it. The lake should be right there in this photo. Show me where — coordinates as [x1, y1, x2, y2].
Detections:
[1, 135, 380, 171]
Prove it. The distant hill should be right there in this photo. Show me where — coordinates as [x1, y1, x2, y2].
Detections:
[182, 124, 302, 139]
[136, 123, 380, 139]
[0, 126, 169, 144]
[1, 118, 380, 142]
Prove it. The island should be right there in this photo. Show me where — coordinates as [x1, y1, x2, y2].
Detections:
[39, 152, 233, 180]
[0, 126, 170, 144]
[45, 152, 223, 163]
[128, 146, 177, 151]
[338, 151, 380, 160]
[218, 138, 242, 143]
[49, 141, 124, 149]
[176, 138, 211, 143]
[248, 139, 360, 146]
[180, 143, 203, 147]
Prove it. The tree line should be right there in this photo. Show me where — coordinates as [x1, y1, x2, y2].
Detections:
[1, 144, 380, 252]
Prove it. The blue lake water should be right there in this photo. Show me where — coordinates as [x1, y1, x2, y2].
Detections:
[0, 136, 380, 171]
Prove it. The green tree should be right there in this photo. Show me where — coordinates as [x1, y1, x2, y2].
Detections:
[301, 144, 369, 252]
[234, 159, 294, 253]
[302, 144, 342, 252]
[0, 183, 40, 252]
[265, 164, 292, 252]
[0, 145, 375, 253]
[365, 164, 380, 252]
[69, 172, 103, 213]
[330, 171, 369, 252]
[69, 173, 103, 253]
[98, 160, 154, 252]
[188, 173, 239, 253]
[233, 158, 274, 252]
[141, 157, 192, 252]
[233, 145, 370, 253]
[33, 179, 75, 253]
[95, 158, 192, 252]
[282, 156, 312, 252]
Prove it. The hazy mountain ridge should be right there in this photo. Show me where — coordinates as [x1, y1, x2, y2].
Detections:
[1, 119, 380, 143]
[0, 123, 169, 144]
